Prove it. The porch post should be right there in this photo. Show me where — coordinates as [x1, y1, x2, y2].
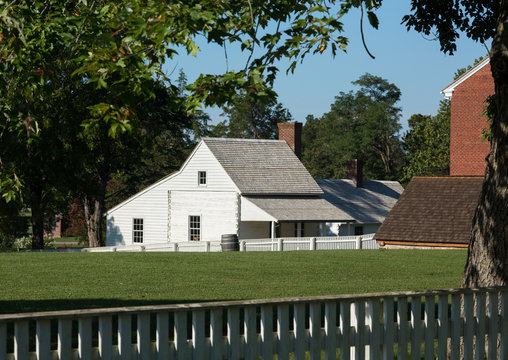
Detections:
[271, 221, 276, 239]
[319, 222, 325, 236]
[337, 222, 342, 236]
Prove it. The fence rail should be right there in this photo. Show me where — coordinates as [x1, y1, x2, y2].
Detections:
[86, 234, 377, 253]
[2, 287, 508, 359]
[241, 233, 377, 251]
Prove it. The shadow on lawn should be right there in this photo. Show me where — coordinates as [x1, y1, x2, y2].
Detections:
[0, 299, 232, 315]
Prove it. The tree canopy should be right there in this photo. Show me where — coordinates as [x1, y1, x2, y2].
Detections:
[210, 93, 292, 139]
[401, 99, 450, 183]
[302, 73, 404, 180]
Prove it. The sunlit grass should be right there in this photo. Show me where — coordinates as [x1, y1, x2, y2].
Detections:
[0, 249, 467, 314]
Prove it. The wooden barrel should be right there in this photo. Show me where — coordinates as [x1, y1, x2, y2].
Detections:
[221, 234, 239, 251]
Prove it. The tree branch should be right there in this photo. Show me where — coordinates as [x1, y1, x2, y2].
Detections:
[360, 1, 375, 60]
[224, 40, 229, 72]
[244, 0, 259, 72]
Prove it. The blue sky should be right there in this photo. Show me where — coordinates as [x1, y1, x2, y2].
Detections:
[167, 2, 489, 133]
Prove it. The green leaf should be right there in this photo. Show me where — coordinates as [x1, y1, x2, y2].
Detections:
[367, 11, 379, 29]
[97, 78, 107, 89]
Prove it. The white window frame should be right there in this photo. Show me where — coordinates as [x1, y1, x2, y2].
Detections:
[198, 171, 207, 186]
[189, 215, 201, 241]
[133, 218, 144, 243]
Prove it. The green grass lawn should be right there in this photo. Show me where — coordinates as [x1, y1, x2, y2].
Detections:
[0, 249, 467, 314]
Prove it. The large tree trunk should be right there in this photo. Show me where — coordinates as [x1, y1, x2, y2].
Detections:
[83, 193, 105, 247]
[462, 4, 508, 288]
[30, 183, 44, 249]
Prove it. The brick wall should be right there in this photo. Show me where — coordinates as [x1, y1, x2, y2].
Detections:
[450, 64, 493, 175]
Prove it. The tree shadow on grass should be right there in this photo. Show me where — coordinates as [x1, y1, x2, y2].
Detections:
[0, 298, 233, 315]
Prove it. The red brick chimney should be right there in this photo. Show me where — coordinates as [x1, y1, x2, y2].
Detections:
[278, 122, 302, 159]
[346, 159, 363, 187]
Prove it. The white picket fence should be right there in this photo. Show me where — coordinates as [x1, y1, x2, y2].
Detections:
[84, 241, 223, 253]
[241, 234, 377, 252]
[85, 234, 376, 253]
[2, 287, 508, 360]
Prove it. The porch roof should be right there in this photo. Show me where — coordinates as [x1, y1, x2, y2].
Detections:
[241, 196, 354, 222]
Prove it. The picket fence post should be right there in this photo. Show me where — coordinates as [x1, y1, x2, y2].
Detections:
[36, 319, 51, 360]
[324, 302, 336, 360]
[228, 308, 240, 359]
[174, 311, 187, 360]
[397, 297, 408, 360]
[340, 300, 351, 360]
[156, 312, 169, 359]
[14, 320, 29, 360]
[99, 316, 113, 360]
[355, 236, 362, 249]
[488, 291, 499, 358]
[475, 292, 486, 359]
[501, 291, 508, 359]
[210, 309, 223, 360]
[277, 304, 290, 360]
[278, 238, 283, 251]
[78, 317, 93, 360]
[118, 314, 131, 360]
[437, 295, 449, 360]
[261, 305, 273, 360]
[0, 322, 6, 360]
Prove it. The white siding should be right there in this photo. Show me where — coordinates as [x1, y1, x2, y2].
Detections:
[240, 197, 276, 221]
[106, 142, 239, 246]
[168, 142, 238, 192]
[106, 182, 169, 246]
[170, 191, 238, 242]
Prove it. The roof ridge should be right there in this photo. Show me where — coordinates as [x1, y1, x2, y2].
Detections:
[203, 137, 284, 143]
[413, 175, 484, 179]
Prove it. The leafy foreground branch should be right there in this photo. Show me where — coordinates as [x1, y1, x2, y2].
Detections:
[0, 0, 380, 249]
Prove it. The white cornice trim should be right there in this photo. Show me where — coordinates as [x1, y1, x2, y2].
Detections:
[441, 57, 490, 99]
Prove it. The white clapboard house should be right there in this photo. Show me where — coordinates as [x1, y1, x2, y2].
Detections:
[106, 122, 403, 246]
[106, 124, 357, 246]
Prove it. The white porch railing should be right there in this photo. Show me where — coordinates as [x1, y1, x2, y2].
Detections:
[2, 287, 508, 359]
[241, 233, 377, 251]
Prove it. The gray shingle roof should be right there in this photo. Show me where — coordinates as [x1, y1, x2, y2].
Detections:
[316, 179, 404, 224]
[374, 176, 483, 245]
[243, 196, 354, 222]
[203, 138, 323, 195]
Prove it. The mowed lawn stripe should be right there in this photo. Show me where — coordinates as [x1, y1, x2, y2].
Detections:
[0, 249, 467, 314]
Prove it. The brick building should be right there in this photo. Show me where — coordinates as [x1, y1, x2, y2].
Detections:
[442, 57, 494, 175]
